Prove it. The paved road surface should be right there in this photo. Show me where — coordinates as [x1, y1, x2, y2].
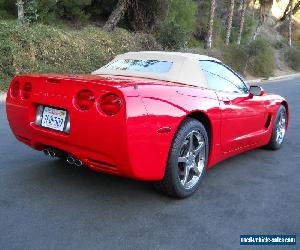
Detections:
[0, 77, 299, 250]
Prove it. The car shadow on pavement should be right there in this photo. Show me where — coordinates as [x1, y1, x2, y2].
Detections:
[7, 158, 180, 203]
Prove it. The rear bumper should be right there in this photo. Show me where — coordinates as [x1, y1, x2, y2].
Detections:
[6, 101, 133, 176]
[6, 96, 169, 181]
[6, 74, 176, 181]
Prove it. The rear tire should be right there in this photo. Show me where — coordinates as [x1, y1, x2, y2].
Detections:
[266, 105, 287, 150]
[155, 118, 209, 198]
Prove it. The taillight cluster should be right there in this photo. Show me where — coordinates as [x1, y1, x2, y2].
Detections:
[11, 81, 20, 98]
[74, 90, 122, 116]
[11, 81, 32, 100]
[22, 82, 32, 100]
[75, 90, 96, 111]
[101, 93, 122, 116]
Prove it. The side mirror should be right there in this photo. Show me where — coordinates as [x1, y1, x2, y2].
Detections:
[249, 85, 264, 97]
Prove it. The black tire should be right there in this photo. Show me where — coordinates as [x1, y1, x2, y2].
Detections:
[266, 105, 287, 150]
[154, 118, 209, 198]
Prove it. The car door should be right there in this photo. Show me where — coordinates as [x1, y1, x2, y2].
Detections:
[200, 60, 267, 155]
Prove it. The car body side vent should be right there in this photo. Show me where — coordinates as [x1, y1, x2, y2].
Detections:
[265, 114, 272, 128]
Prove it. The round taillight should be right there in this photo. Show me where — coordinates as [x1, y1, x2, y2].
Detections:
[21, 82, 32, 100]
[11, 81, 20, 98]
[75, 90, 95, 111]
[100, 93, 122, 116]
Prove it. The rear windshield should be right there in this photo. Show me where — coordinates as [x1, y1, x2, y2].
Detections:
[103, 59, 173, 74]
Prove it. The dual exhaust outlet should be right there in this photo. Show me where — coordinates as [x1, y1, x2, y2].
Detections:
[66, 155, 83, 167]
[43, 147, 83, 167]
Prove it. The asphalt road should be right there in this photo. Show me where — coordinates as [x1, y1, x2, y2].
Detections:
[0, 77, 299, 250]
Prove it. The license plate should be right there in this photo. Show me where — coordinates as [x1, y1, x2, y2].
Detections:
[41, 107, 67, 132]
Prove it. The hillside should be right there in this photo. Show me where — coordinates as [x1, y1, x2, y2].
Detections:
[0, 20, 160, 91]
[0, 0, 300, 91]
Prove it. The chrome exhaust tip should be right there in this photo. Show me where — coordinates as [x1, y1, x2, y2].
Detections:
[49, 149, 56, 157]
[67, 156, 76, 165]
[43, 149, 50, 156]
[74, 159, 83, 167]
[66, 155, 83, 166]
[44, 147, 66, 158]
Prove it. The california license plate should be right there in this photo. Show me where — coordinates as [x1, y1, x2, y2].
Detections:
[41, 107, 67, 132]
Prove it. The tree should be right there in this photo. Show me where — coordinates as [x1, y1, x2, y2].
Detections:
[252, 0, 273, 41]
[0, 0, 16, 18]
[252, 0, 258, 16]
[16, 0, 25, 24]
[128, 0, 169, 31]
[24, 0, 39, 23]
[288, 0, 293, 46]
[279, 0, 300, 22]
[103, 0, 133, 31]
[206, 0, 216, 49]
[157, 0, 196, 50]
[225, 0, 235, 45]
[237, 0, 247, 45]
[56, 0, 92, 22]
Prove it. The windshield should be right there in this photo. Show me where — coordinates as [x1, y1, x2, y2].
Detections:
[103, 59, 173, 74]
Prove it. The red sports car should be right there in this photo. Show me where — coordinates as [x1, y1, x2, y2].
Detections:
[6, 51, 289, 198]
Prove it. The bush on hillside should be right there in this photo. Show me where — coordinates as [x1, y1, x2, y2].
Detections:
[222, 45, 248, 74]
[0, 0, 16, 19]
[274, 39, 288, 49]
[157, 21, 188, 50]
[223, 38, 275, 78]
[247, 38, 275, 77]
[230, 15, 256, 45]
[56, 0, 92, 22]
[134, 32, 163, 51]
[157, 0, 197, 50]
[165, 0, 197, 34]
[285, 46, 300, 71]
[0, 20, 157, 91]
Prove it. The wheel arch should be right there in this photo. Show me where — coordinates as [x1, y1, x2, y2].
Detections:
[281, 100, 289, 129]
[186, 111, 212, 153]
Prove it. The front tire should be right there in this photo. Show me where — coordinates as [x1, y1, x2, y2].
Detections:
[266, 105, 287, 150]
[155, 118, 209, 198]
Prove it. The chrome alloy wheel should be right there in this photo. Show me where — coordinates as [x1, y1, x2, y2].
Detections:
[177, 130, 206, 190]
[276, 110, 286, 145]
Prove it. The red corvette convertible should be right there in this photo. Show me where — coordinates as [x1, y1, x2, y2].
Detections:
[6, 51, 289, 198]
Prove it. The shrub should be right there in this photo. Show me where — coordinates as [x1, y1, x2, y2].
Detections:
[133, 32, 162, 51]
[0, 0, 16, 19]
[24, 0, 39, 23]
[247, 38, 275, 78]
[157, 0, 197, 50]
[165, 0, 197, 34]
[223, 38, 275, 78]
[0, 20, 138, 91]
[274, 39, 287, 50]
[285, 46, 300, 71]
[157, 21, 188, 50]
[222, 45, 248, 74]
[35, 0, 58, 24]
[231, 15, 256, 45]
[56, 0, 91, 22]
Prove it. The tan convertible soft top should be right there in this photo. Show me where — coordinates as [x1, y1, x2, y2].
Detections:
[92, 51, 221, 88]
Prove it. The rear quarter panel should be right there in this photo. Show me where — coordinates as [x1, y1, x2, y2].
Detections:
[127, 83, 221, 180]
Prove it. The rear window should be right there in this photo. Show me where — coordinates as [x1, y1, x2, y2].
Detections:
[104, 59, 173, 74]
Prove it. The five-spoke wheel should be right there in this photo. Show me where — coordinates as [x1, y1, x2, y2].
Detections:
[178, 130, 205, 189]
[155, 118, 208, 198]
[267, 105, 287, 150]
[275, 109, 286, 145]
